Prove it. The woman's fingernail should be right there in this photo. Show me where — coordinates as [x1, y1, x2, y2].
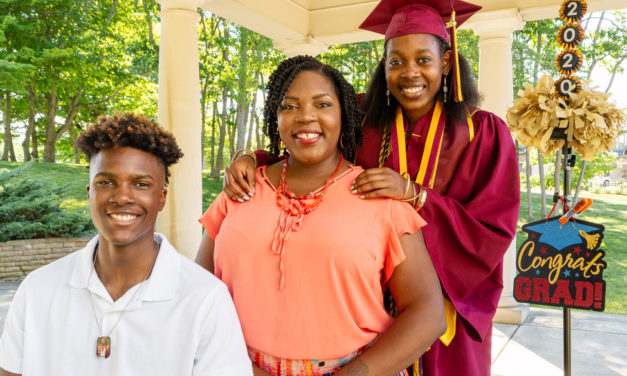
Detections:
[359, 195, 365, 199]
[248, 192, 254, 197]
[243, 195, 250, 201]
[237, 198, 244, 203]
[351, 189, 357, 194]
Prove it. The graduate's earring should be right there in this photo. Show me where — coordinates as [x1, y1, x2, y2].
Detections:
[386, 88, 390, 106]
[442, 75, 448, 103]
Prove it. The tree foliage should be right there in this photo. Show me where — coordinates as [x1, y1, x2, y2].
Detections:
[0, 162, 94, 241]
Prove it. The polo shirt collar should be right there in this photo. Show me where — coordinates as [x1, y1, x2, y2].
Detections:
[68, 233, 180, 303]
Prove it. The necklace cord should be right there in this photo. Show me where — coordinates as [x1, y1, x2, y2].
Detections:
[87, 244, 159, 337]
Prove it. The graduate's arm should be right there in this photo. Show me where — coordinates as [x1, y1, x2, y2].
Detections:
[335, 231, 446, 376]
[417, 112, 520, 339]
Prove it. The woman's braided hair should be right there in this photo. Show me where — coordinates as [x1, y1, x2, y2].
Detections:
[76, 112, 183, 184]
[263, 55, 363, 161]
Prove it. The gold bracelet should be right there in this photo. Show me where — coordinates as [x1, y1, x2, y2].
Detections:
[231, 149, 257, 167]
[401, 182, 420, 202]
[402, 175, 411, 200]
[414, 184, 428, 211]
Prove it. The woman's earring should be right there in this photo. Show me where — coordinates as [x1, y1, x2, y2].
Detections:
[442, 75, 448, 103]
[386, 89, 390, 106]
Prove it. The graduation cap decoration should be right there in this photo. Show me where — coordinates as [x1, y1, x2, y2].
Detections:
[514, 216, 607, 311]
[359, 0, 482, 102]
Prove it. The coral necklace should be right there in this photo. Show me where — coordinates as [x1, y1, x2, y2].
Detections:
[275, 153, 344, 216]
[272, 153, 344, 290]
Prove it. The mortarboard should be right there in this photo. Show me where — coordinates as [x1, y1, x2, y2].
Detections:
[359, 0, 482, 102]
[524, 217, 603, 250]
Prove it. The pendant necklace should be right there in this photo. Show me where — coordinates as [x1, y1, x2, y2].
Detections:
[87, 244, 159, 359]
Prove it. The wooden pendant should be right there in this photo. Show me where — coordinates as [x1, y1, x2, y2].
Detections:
[96, 336, 111, 359]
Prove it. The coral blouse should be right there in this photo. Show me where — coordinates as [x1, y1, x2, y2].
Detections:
[199, 165, 425, 359]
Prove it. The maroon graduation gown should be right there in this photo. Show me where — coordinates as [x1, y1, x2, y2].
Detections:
[356, 108, 520, 376]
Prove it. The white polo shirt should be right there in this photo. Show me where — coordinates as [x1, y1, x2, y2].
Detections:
[0, 233, 252, 375]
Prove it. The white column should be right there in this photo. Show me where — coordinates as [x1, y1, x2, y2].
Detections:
[274, 36, 329, 57]
[156, 0, 202, 259]
[467, 9, 528, 324]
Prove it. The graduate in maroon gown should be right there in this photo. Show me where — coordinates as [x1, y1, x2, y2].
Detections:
[222, 1, 520, 375]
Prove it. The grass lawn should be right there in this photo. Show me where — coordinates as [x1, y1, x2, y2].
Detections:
[3, 161, 626, 314]
[519, 191, 627, 315]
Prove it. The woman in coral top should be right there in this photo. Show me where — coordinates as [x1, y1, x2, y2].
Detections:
[196, 56, 445, 376]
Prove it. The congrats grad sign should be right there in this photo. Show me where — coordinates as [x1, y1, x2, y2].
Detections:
[514, 217, 607, 311]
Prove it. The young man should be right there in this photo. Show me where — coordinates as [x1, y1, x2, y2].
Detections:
[0, 113, 252, 375]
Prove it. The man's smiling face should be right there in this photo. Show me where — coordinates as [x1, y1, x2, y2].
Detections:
[87, 146, 167, 249]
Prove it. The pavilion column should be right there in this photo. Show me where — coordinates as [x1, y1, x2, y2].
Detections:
[156, 0, 202, 259]
[467, 10, 528, 324]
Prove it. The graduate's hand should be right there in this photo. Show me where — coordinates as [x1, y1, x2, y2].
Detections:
[223, 155, 256, 202]
[351, 167, 410, 200]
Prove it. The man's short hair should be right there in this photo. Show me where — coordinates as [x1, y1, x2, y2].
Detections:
[76, 112, 183, 184]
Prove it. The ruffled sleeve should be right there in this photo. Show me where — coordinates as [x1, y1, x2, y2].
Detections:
[198, 192, 229, 240]
[383, 200, 427, 282]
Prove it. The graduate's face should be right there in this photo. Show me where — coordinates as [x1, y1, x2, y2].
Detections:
[277, 70, 342, 166]
[384, 33, 451, 124]
[87, 146, 167, 250]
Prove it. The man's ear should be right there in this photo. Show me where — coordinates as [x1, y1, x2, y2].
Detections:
[159, 188, 167, 211]
[86, 184, 91, 199]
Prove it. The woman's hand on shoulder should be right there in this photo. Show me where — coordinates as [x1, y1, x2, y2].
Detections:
[351, 167, 408, 201]
[224, 155, 257, 202]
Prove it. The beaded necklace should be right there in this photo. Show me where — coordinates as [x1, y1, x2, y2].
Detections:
[275, 154, 344, 216]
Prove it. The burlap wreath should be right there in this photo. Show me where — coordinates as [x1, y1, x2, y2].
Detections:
[507, 75, 625, 160]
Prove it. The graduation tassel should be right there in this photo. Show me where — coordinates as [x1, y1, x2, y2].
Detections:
[447, 11, 463, 102]
[579, 230, 600, 250]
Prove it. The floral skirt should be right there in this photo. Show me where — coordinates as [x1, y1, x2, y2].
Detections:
[248, 346, 409, 376]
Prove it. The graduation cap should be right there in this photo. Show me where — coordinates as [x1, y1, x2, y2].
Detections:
[359, 0, 482, 102]
[524, 217, 603, 250]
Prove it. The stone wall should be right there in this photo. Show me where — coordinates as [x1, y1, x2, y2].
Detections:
[0, 237, 91, 280]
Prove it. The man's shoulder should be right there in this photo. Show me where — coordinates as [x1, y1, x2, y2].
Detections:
[159, 238, 228, 299]
[22, 247, 84, 287]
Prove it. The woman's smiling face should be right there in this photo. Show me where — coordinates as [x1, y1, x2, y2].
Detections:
[384, 33, 451, 124]
[277, 70, 342, 166]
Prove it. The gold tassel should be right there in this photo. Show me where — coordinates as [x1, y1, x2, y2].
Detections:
[579, 230, 600, 250]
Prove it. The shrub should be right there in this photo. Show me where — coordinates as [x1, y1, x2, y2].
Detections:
[0, 162, 94, 242]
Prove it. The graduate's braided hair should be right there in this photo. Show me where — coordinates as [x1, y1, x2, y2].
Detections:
[76, 112, 183, 184]
[263, 55, 363, 160]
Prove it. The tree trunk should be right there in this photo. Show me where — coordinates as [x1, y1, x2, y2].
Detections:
[70, 123, 80, 163]
[2, 92, 16, 161]
[43, 88, 58, 163]
[255, 113, 262, 151]
[553, 149, 562, 212]
[210, 101, 217, 173]
[246, 84, 258, 150]
[43, 86, 84, 163]
[200, 76, 210, 170]
[525, 149, 533, 221]
[537, 151, 546, 218]
[234, 29, 250, 151]
[212, 89, 228, 180]
[574, 160, 586, 203]
[22, 86, 36, 162]
[229, 105, 236, 157]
